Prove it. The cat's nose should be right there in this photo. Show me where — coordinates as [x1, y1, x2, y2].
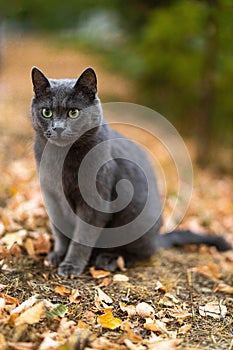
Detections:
[53, 127, 65, 136]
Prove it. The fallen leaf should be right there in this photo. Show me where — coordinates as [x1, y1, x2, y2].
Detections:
[124, 339, 146, 350]
[2, 293, 20, 306]
[145, 338, 181, 350]
[178, 324, 192, 334]
[33, 233, 51, 254]
[90, 337, 126, 349]
[11, 295, 38, 315]
[136, 302, 154, 319]
[144, 318, 169, 334]
[89, 267, 111, 278]
[192, 263, 221, 281]
[54, 286, 71, 296]
[113, 274, 129, 282]
[96, 277, 110, 288]
[154, 280, 168, 293]
[24, 238, 35, 256]
[120, 302, 137, 317]
[69, 289, 83, 303]
[7, 342, 33, 350]
[97, 288, 113, 304]
[199, 300, 227, 319]
[15, 301, 45, 326]
[97, 310, 122, 329]
[214, 283, 233, 294]
[0, 334, 6, 350]
[46, 304, 67, 319]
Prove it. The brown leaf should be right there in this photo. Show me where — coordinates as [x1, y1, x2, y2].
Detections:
[214, 283, 233, 294]
[178, 324, 192, 334]
[24, 238, 35, 256]
[54, 285, 71, 296]
[2, 293, 20, 306]
[97, 310, 122, 329]
[192, 263, 221, 281]
[14, 301, 45, 326]
[7, 343, 33, 350]
[154, 280, 168, 293]
[69, 289, 83, 303]
[120, 302, 137, 317]
[33, 233, 51, 254]
[89, 267, 111, 278]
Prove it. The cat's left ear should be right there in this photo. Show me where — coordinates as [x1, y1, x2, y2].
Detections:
[74, 67, 97, 98]
[31, 67, 50, 97]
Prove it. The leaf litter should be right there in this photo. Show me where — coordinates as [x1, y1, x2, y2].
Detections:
[0, 35, 233, 350]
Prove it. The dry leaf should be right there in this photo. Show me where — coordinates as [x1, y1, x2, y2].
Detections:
[145, 338, 181, 350]
[136, 302, 154, 319]
[33, 233, 51, 254]
[214, 283, 233, 294]
[69, 289, 82, 303]
[113, 274, 129, 282]
[91, 338, 126, 350]
[11, 295, 38, 315]
[0, 334, 7, 350]
[96, 277, 110, 288]
[124, 339, 146, 350]
[54, 285, 71, 296]
[199, 300, 227, 319]
[15, 301, 45, 326]
[120, 302, 137, 317]
[192, 263, 221, 281]
[121, 320, 142, 342]
[97, 288, 113, 304]
[2, 293, 20, 306]
[7, 342, 33, 350]
[89, 267, 111, 278]
[155, 280, 167, 293]
[178, 324, 192, 334]
[144, 318, 169, 335]
[97, 310, 122, 329]
[24, 238, 35, 256]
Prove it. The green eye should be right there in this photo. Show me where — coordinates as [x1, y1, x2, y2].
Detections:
[68, 109, 79, 119]
[42, 108, 53, 118]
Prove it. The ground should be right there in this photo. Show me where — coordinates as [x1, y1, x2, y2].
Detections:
[0, 35, 232, 350]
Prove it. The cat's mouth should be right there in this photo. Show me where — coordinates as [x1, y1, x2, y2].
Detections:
[45, 132, 77, 147]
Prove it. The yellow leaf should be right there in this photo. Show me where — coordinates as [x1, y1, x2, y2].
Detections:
[97, 311, 122, 329]
[15, 301, 45, 326]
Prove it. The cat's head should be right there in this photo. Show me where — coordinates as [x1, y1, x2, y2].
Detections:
[31, 67, 103, 147]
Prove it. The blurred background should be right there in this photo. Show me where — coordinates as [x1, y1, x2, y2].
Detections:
[0, 0, 232, 240]
[1, 0, 232, 172]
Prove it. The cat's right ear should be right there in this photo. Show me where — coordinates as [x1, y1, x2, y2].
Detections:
[31, 67, 50, 97]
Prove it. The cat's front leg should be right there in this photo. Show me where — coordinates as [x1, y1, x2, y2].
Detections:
[58, 210, 111, 276]
[48, 224, 70, 267]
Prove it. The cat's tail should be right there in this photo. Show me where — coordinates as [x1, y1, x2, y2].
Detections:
[158, 230, 232, 252]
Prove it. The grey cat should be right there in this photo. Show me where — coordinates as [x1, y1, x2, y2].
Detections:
[30, 67, 231, 276]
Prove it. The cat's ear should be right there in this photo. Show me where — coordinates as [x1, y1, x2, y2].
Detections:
[31, 67, 50, 97]
[74, 67, 97, 98]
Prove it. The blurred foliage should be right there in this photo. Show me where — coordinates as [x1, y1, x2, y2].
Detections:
[1, 0, 232, 168]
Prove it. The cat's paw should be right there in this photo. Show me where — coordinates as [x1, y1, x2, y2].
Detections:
[58, 262, 84, 277]
[47, 251, 65, 267]
[94, 253, 118, 272]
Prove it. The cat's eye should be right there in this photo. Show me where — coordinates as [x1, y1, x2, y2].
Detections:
[42, 108, 53, 118]
[68, 109, 79, 119]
